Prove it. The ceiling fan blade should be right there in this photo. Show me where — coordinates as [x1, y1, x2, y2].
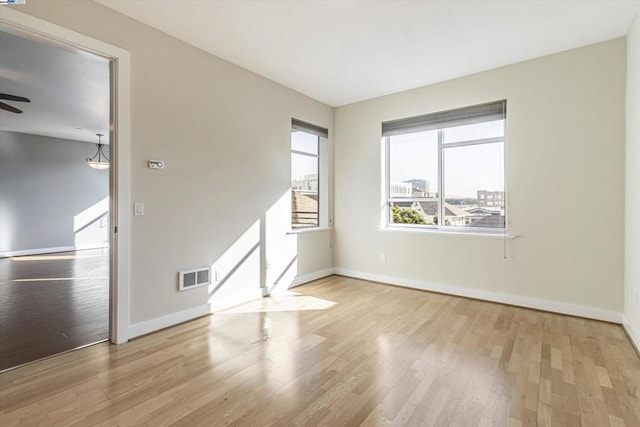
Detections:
[0, 102, 23, 114]
[0, 93, 31, 103]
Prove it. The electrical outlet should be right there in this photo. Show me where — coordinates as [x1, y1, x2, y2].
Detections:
[214, 270, 221, 282]
[380, 252, 386, 262]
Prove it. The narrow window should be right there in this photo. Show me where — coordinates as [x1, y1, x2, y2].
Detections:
[383, 100, 506, 232]
[291, 119, 328, 229]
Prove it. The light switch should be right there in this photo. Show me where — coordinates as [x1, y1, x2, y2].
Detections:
[134, 202, 144, 216]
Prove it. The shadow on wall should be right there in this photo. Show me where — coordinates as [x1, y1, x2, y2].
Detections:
[205, 191, 306, 312]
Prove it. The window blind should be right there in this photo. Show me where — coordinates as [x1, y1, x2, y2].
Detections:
[292, 118, 329, 138]
[381, 100, 506, 137]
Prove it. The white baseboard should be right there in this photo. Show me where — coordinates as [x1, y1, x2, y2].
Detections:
[128, 267, 336, 340]
[622, 315, 640, 354]
[128, 304, 211, 339]
[0, 245, 108, 258]
[0, 246, 76, 258]
[334, 268, 623, 324]
[289, 268, 336, 289]
[75, 243, 109, 251]
[128, 267, 627, 342]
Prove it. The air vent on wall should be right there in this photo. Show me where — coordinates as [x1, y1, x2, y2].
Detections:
[178, 267, 211, 291]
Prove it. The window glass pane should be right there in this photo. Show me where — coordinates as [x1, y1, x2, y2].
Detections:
[292, 130, 319, 154]
[388, 130, 438, 225]
[444, 119, 504, 144]
[389, 200, 438, 226]
[443, 141, 504, 228]
[291, 151, 318, 228]
[389, 130, 438, 198]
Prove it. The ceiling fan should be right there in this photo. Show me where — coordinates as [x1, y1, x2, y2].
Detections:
[0, 93, 31, 114]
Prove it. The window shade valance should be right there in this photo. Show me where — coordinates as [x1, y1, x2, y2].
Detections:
[381, 100, 506, 137]
[292, 118, 329, 138]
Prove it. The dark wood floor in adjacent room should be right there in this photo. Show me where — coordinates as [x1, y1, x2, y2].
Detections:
[0, 249, 109, 371]
[1, 275, 639, 426]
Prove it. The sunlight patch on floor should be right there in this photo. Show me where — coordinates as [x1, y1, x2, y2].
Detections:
[219, 291, 336, 313]
[10, 253, 107, 262]
[13, 277, 109, 282]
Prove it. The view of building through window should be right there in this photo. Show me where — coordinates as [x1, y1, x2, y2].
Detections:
[387, 116, 506, 230]
[291, 129, 319, 228]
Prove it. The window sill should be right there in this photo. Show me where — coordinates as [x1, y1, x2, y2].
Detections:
[381, 226, 517, 239]
[287, 227, 333, 235]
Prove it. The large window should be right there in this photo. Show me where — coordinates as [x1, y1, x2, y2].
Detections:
[291, 119, 328, 229]
[383, 100, 506, 232]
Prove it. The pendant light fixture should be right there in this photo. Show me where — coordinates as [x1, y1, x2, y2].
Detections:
[86, 133, 109, 170]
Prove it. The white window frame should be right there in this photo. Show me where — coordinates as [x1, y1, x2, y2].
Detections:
[291, 119, 329, 231]
[383, 101, 507, 235]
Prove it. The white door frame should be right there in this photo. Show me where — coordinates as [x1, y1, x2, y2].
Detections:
[0, 8, 131, 344]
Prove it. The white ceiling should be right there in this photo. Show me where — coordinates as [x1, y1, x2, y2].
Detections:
[0, 1, 636, 143]
[0, 26, 110, 143]
[97, 0, 639, 107]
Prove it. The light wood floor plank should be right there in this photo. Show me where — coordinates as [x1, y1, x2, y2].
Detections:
[1, 276, 639, 426]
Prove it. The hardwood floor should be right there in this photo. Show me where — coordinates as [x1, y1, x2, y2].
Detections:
[1, 275, 639, 426]
[0, 250, 109, 371]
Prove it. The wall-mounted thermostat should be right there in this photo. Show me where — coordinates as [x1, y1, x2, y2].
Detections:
[149, 160, 164, 169]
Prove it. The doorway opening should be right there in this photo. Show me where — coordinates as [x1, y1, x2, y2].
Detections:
[0, 19, 119, 371]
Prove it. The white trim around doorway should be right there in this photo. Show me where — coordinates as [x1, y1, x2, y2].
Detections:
[0, 8, 131, 344]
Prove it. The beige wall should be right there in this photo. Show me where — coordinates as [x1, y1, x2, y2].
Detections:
[334, 39, 626, 317]
[625, 11, 640, 341]
[12, 0, 334, 326]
